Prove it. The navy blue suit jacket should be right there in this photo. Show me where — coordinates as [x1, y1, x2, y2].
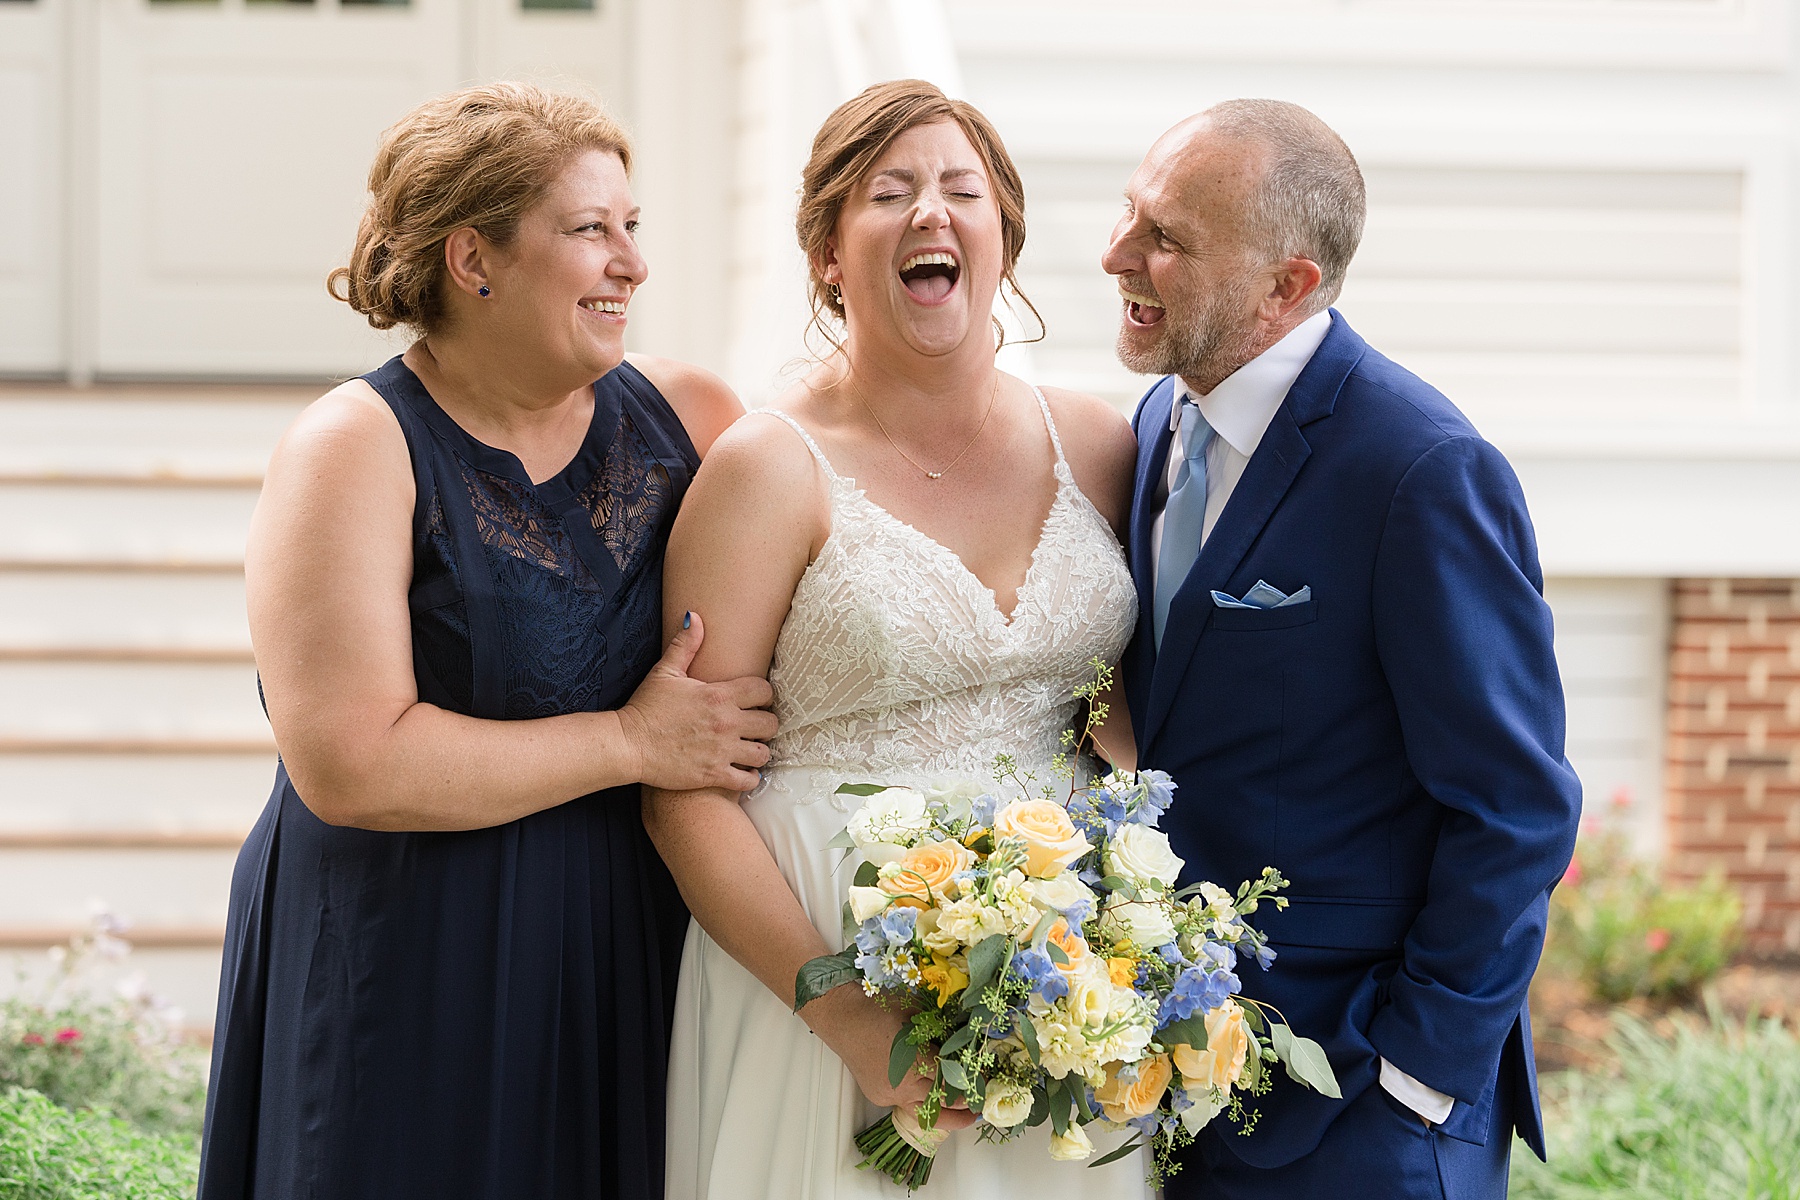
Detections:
[1125, 312, 1580, 1171]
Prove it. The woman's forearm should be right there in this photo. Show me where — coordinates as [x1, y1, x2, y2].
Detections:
[286, 704, 642, 831]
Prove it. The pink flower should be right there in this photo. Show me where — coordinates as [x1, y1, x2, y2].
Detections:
[53, 1027, 81, 1044]
[21, 1032, 44, 1046]
[1562, 858, 1584, 887]
[1610, 787, 1634, 811]
[1644, 928, 1671, 953]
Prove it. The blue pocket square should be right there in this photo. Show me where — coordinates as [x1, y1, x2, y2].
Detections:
[1212, 580, 1312, 610]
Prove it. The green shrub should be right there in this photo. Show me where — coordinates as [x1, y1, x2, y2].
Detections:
[1512, 1009, 1800, 1199]
[0, 1087, 198, 1200]
[1547, 798, 1741, 1003]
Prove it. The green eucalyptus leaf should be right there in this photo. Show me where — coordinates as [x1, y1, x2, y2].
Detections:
[1018, 1013, 1041, 1065]
[939, 1059, 972, 1091]
[1087, 1133, 1145, 1169]
[792, 949, 859, 1011]
[1026, 1085, 1050, 1127]
[853, 861, 881, 889]
[835, 782, 890, 796]
[941, 1024, 976, 1057]
[888, 1026, 918, 1089]
[1048, 1079, 1071, 1136]
[1100, 875, 1140, 900]
[961, 934, 1011, 1010]
[1269, 1024, 1341, 1098]
[1158, 1014, 1208, 1051]
[825, 827, 858, 850]
[1239, 1003, 1267, 1035]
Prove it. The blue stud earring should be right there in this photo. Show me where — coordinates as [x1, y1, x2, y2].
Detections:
[477, 285, 491, 298]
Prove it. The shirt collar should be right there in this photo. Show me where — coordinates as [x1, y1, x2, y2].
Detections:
[1170, 309, 1333, 459]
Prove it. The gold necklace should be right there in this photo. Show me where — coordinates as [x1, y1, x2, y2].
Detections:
[852, 371, 1000, 481]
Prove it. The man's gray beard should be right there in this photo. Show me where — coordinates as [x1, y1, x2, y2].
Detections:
[1115, 286, 1261, 386]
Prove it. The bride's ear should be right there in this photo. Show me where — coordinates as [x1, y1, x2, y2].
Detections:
[817, 238, 844, 290]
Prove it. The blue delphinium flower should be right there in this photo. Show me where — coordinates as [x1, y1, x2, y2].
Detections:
[969, 791, 1000, 829]
[1011, 947, 1069, 1002]
[1155, 941, 1189, 967]
[1156, 961, 1241, 1027]
[1135, 769, 1176, 824]
[1255, 942, 1278, 971]
[878, 907, 918, 947]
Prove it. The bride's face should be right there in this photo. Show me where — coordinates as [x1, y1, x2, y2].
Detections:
[823, 120, 1005, 359]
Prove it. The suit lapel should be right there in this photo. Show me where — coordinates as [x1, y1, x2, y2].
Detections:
[1140, 312, 1368, 748]
[1124, 377, 1177, 731]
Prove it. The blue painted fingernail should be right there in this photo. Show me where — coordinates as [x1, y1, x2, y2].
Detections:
[683, 611, 693, 629]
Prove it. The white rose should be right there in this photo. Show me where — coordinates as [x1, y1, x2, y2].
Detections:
[1048, 1123, 1094, 1161]
[925, 779, 989, 824]
[1065, 959, 1114, 1029]
[1025, 873, 1096, 917]
[1179, 1085, 1228, 1134]
[848, 886, 892, 923]
[1098, 892, 1177, 951]
[1104, 825, 1185, 889]
[981, 1081, 1034, 1129]
[845, 787, 930, 848]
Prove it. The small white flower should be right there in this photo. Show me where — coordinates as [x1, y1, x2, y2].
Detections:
[845, 787, 931, 849]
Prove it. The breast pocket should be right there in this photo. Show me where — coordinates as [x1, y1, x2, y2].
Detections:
[1210, 599, 1317, 631]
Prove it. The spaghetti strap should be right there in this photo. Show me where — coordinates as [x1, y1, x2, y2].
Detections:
[756, 409, 844, 481]
[1029, 386, 1068, 467]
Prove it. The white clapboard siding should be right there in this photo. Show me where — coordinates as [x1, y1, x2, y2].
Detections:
[0, 568, 249, 651]
[0, 754, 272, 835]
[0, 847, 240, 928]
[0, 393, 307, 480]
[0, 659, 266, 744]
[1544, 578, 1671, 854]
[0, 483, 258, 565]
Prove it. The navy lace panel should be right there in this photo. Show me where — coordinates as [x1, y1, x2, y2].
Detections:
[456, 409, 676, 721]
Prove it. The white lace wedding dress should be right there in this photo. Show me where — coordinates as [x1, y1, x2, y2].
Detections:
[664, 391, 1151, 1200]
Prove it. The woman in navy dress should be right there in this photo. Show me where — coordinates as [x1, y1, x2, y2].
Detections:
[198, 83, 775, 1200]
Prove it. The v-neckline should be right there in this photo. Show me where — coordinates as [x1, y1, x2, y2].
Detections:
[835, 469, 1070, 630]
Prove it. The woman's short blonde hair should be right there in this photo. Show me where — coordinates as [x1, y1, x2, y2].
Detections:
[796, 79, 1040, 348]
[329, 82, 632, 335]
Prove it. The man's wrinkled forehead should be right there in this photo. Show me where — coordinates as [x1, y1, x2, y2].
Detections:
[1132, 117, 1266, 214]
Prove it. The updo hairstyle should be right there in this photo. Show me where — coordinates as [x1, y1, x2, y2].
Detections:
[796, 79, 1041, 348]
[329, 82, 632, 334]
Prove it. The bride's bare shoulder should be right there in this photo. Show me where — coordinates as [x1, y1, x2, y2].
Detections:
[1036, 385, 1136, 531]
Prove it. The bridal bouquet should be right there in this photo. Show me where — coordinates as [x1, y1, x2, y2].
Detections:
[794, 663, 1340, 1191]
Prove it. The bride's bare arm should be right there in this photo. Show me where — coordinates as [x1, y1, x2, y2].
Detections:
[643, 418, 971, 1121]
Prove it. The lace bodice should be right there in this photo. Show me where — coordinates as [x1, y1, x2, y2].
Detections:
[757, 390, 1137, 797]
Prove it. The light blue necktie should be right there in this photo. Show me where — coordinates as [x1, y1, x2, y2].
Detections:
[1154, 399, 1214, 648]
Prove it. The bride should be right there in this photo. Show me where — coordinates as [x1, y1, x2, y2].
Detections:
[646, 80, 1149, 1198]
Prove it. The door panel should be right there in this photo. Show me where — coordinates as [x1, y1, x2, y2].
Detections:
[0, 0, 63, 374]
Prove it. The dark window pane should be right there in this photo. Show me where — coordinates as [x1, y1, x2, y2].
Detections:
[522, 0, 596, 10]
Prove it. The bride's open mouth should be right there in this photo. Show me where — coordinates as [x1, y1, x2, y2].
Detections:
[899, 250, 960, 305]
[1120, 285, 1166, 328]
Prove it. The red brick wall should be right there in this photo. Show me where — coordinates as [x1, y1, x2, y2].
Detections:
[1665, 579, 1800, 955]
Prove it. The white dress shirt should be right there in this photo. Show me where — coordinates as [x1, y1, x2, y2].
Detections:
[1146, 308, 1456, 1128]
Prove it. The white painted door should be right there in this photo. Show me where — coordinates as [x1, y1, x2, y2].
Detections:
[91, 0, 465, 378]
[0, 0, 64, 374]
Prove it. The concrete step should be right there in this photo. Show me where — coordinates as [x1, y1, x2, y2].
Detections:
[0, 752, 273, 834]
[0, 566, 248, 651]
[0, 658, 268, 742]
[0, 481, 258, 566]
[0, 388, 307, 481]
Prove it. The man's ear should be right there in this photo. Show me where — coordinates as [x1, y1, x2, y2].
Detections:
[1260, 256, 1324, 323]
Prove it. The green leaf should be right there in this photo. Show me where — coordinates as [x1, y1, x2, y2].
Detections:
[1158, 1014, 1208, 1051]
[1269, 1024, 1341, 1099]
[1045, 940, 1070, 966]
[793, 948, 859, 1011]
[1087, 1132, 1145, 1169]
[939, 1059, 972, 1091]
[1018, 1013, 1041, 1065]
[1047, 1079, 1071, 1136]
[835, 782, 890, 796]
[1239, 1003, 1267, 1035]
[888, 1025, 919, 1088]
[1241, 1040, 1265, 1091]
[1071, 1081, 1095, 1122]
[1100, 875, 1140, 900]
[853, 861, 880, 889]
[1026, 1084, 1050, 1127]
[940, 1024, 976, 1057]
[961, 934, 1011, 1010]
[825, 827, 857, 850]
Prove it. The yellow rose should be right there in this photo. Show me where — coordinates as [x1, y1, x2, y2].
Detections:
[1046, 917, 1090, 978]
[1107, 957, 1137, 987]
[1171, 999, 1251, 1094]
[993, 800, 1092, 878]
[881, 839, 975, 903]
[919, 953, 970, 1008]
[1095, 1054, 1173, 1123]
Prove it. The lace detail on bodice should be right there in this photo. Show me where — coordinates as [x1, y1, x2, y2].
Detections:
[758, 393, 1137, 801]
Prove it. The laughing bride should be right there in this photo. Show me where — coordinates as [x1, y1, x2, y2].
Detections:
[646, 80, 1150, 1199]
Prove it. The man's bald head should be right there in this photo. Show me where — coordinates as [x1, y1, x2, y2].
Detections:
[1169, 100, 1366, 312]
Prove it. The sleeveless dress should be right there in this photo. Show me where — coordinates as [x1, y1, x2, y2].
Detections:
[664, 392, 1153, 1199]
[199, 357, 698, 1200]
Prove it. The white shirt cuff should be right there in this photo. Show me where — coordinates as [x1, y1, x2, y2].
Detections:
[1378, 1057, 1454, 1125]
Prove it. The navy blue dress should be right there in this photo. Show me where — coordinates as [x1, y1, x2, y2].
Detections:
[199, 357, 698, 1200]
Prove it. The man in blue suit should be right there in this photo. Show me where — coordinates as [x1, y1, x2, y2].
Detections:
[1104, 100, 1581, 1199]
